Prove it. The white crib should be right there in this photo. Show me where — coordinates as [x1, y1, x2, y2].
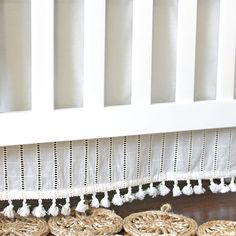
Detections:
[0, 0, 236, 218]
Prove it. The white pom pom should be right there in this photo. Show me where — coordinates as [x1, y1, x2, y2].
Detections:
[182, 180, 193, 196]
[48, 199, 59, 216]
[209, 179, 219, 193]
[135, 185, 146, 200]
[158, 181, 170, 196]
[91, 194, 100, 208]
[61, 197, 71, 216]
[219, 177, 230, 193]
[1, 200, 15, 218]
[32, 199, 46, 218]
[229, 177, 236, 192]
[76, 195, 89, 213]
[100, 192, 110, 208]
[172, 180, 182, 197]
[193, 179, 206, 195]
[17, 199, 30, 217]
[112, 189, 124, 206]
[146, 183, 158, 198]
[124, 187, 135, 203]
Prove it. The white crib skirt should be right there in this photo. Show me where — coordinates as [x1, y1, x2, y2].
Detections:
[0, 128, 236, 216]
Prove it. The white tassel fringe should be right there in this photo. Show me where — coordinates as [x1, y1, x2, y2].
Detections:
[32, 199, 46, 218]
[76, 195, 89, 213]
[193, 179, 205, 195]
[124, 187, 135, 203]
[172, 180, 182, 197]
[182, 180, 193, 196]
[229, 177, 236, 192]
[209, 179, 220, 193]
[4, 177, 235, 218]
[17, 199, 30, 217]
[112, 190, 124, 206]
[91, 193, 100, 208]
[135, 185, 146, 200]
[146, 183, 158, 198]
[48, 199, 59, 216]
[219, 177, 230, 193]
[61, 197, 71, 216]
[158, 181, 170, 196]
[1, 200, 15, 218]
[100, 192, 110, 208]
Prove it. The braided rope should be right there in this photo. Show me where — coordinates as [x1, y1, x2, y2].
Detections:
[0, 216, 49, 236]
[197, 220, 236, 235]
[123, 204, 197, 236]
[48, 208, 123, 235]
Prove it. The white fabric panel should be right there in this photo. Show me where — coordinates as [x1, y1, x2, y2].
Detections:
[151, 134, 162, 181]
[6, 146, 21, 192]
[151, 0, 178, 103]
[194, 0, 220, 101]
[97, 138, 110, 186]
[0, 0, 31, 112]
[24, 144, 37, 192]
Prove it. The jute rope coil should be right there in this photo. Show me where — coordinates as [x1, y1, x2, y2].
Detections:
[123, 204, 198, 236]
[48, 208, 123, 236]
[197, 220, 236, 235]
[0, 216, 49, 236]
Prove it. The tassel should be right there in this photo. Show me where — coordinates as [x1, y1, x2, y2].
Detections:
[219, 177, 230, 193]
[48, 198, 59, 216]
[172, 180, 182, 197]
[135, 185, 146, 200]
[229, 177, 236, 192]
[112, 189, 124, 206]
[100, 192, 110, 208]
[193, 179, 206, 195]
[158, 181, 170, 196]
[124, 187, 135, 203]
[61, 197, 71, 216]
[146, 183, 158, 198]
[91, 193, 100, 208]
[209, 178, 219, 193]
[76, 195, 89, 213]
[182, 180, 193, 196]
[17, 199, 30, 217]
[32, 199, 46, 218]
[1, 200, 15, 218]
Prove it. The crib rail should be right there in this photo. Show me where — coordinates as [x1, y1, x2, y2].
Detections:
[0, 0, 235, 146]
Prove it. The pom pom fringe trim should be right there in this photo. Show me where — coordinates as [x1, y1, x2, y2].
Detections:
[1, 177, 235, 218]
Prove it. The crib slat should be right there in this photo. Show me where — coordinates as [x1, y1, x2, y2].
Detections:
[175, 0, 197, 102]
[31, 0, 54, 111]
[131, 0, 153, 105]
[83, 0, 106, 108]
[216, 0, 236, 100]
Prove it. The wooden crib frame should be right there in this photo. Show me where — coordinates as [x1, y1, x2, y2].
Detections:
[0, 0, 235, 147]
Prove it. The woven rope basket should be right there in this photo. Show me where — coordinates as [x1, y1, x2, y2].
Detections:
[123, 204, 198, 236]
[48, 208, 123, 235]
[0, 216, 49, 236]
[197, 220, 236, 235]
